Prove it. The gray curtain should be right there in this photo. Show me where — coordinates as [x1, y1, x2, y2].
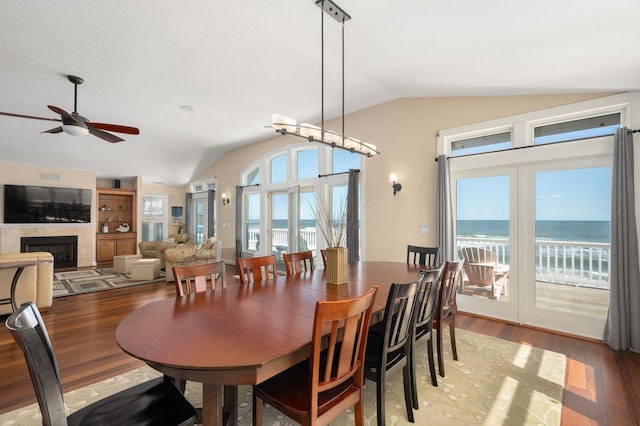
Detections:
[235, 185, 244, 259]
[207, 189, 215, 238]
[604, 127, 640, 351]
[185, 192, 193, 237]
[436, 155, 454, 265]
[346, 169, 360, 264]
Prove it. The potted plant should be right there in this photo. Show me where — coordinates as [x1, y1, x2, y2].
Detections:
[305, 191, 348, 284]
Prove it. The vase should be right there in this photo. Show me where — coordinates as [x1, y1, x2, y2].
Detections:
[325, 247, 348, 284]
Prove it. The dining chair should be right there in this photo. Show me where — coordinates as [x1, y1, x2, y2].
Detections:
[253, 286, 379, 426]
[236, 254, 278, 284]
[172, 261, 226, 296]
[364, 277, 422, 425]
[433, 260, 464, 377]
[411, 267, 443, 407]
[6, 302, 197, 426]
[282, 250, 314, 275]
[320, 249, 327, 268]
[406, 245, 439, 267]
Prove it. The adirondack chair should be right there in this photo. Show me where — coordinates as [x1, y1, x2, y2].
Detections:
[459, 247, 509, 300]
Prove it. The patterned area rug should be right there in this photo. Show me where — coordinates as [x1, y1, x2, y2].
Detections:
[0, 329, 566, 425]
[52, 268, 166, 297]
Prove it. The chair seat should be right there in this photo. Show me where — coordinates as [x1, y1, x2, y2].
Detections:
[67, 377, 196, 426]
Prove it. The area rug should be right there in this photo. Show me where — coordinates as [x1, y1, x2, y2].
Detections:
[52, 268, 166, 297]
[0, 329, 566, 425]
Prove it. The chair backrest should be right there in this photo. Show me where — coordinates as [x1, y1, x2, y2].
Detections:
[282, 250, 314, 275]
[414, 267, 443, 332]
[320, 249, 327, 268]
[236, 254, 277, 284]
[407, 245, 439, 267]
[380, 278, 421, 357]
[310, 286, 378, 403]
[434, 261, 464, 323]
[6, 302, 67, 426]
[459, 247, 497, 285]
[172, 261, 226, 296]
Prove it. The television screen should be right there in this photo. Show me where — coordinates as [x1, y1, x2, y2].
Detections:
[4, 185, 92, 224]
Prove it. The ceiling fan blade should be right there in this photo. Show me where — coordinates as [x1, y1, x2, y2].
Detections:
[0, 111, 61, 122]
[47, 105, 79, 124]
[88, 126, 124, 143]
[88, 122, 140, 135]
[41, 126, 63, 134]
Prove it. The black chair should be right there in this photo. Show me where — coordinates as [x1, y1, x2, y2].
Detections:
[364, 276, 422, 425]
[433, 260, 465, 377]
[411, 267, 443, 409]
[406, 245, 439, 267]
[5, 302, 197, 426]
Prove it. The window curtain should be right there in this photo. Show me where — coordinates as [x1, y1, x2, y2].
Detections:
[185, 192, 193, 237]
[235, 185, 244, 259]
[207, 189, 215, 238]
[346, 169, 360, 264]
[604, 127, 640, 351]
[436, 155, 454, 264]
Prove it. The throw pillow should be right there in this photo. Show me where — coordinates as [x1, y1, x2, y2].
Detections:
[201, 237, 217, 250]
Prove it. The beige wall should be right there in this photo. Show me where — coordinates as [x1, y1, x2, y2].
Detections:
[199, 93, 615, 262]
[0, 163, 97, 267]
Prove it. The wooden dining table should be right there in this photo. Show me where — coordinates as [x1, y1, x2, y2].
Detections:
[115, 261, 426, 426]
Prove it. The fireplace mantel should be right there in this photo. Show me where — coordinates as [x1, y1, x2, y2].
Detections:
[0, 224, 94, 268]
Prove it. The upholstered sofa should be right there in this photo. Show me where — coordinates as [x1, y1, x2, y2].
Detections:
[164, 237, 221, 282]
[0, 251, 54, 315]
[138, 233, 194, 268]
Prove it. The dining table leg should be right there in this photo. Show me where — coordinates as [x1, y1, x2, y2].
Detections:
[223, 385, 238, 425]
[202, 383, 223, 425]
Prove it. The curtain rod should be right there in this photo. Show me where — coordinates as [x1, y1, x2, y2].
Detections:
[318, 169, 360, 178]
[237, 183, 260, 189]
[629, 129, 639, 134]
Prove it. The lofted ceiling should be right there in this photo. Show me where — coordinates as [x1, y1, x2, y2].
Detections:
[1, 0, 639, 186]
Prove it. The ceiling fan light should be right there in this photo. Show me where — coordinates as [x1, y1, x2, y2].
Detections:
[62, 124, 89, 136]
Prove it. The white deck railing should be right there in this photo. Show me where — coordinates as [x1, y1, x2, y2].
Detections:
[247, 229, 611, 289]
[457, 237, 610, 289]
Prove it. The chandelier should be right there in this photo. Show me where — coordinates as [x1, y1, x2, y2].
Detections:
[269, 0, 380, 157]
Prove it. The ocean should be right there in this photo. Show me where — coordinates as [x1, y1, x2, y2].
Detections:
[456, 220, 611, 243]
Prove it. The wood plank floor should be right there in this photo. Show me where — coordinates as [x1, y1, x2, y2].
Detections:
[0, 272, 638, 425]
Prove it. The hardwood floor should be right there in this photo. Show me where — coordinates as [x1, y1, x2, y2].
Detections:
[0, 274, 638, 425]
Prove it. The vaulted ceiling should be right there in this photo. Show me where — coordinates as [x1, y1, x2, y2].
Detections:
[1, 1, 638, 185]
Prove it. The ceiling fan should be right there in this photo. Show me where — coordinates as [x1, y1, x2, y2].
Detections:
[0, 75, 139, 143]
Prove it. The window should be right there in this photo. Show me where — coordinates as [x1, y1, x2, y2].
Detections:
[240, 142, 363, 263]
[451, 131, 511, 157]
[141, 195, 167, 242]
[534, 113, 620, 145]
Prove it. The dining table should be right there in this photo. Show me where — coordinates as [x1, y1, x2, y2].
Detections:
[115, 261, 427, 426]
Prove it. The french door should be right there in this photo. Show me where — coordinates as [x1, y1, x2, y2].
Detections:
[453, 156, 611, 339]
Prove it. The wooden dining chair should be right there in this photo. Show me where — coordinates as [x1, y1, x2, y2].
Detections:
[172, 261, 226, 296]
[253, 286, 379, 426]
[407, 245, 439, 267]
[236, 254, 277, 284]
[364, 277, 422, 425]
[320, 249, 327, 268]
[6, 302, 197, 426]
[433, 260, 464, 377]
[411, 267, 443, 403]
[282, 250, 314, 275]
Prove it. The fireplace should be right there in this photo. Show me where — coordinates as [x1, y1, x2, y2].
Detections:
[21, 236, 78, 270]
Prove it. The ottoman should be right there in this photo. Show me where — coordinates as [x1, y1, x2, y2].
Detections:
[130, 258, 161, 281]
[113, 254, 143, 274]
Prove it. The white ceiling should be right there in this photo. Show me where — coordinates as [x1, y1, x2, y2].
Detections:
[1, 0, 639, 186]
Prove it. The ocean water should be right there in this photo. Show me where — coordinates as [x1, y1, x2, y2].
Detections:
[456, 220, 611, 243]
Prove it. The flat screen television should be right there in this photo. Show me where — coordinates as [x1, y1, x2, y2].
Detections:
[4, 184, 91, 224]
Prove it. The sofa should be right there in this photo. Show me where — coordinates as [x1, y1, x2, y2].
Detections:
[0, 251, 54, 315]
[164, 237, 222, 282]
[138, 233, 194, 268]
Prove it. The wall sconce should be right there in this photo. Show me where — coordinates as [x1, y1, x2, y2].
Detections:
[389, 173, 402, 196]
[221, 193, 230, 206]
